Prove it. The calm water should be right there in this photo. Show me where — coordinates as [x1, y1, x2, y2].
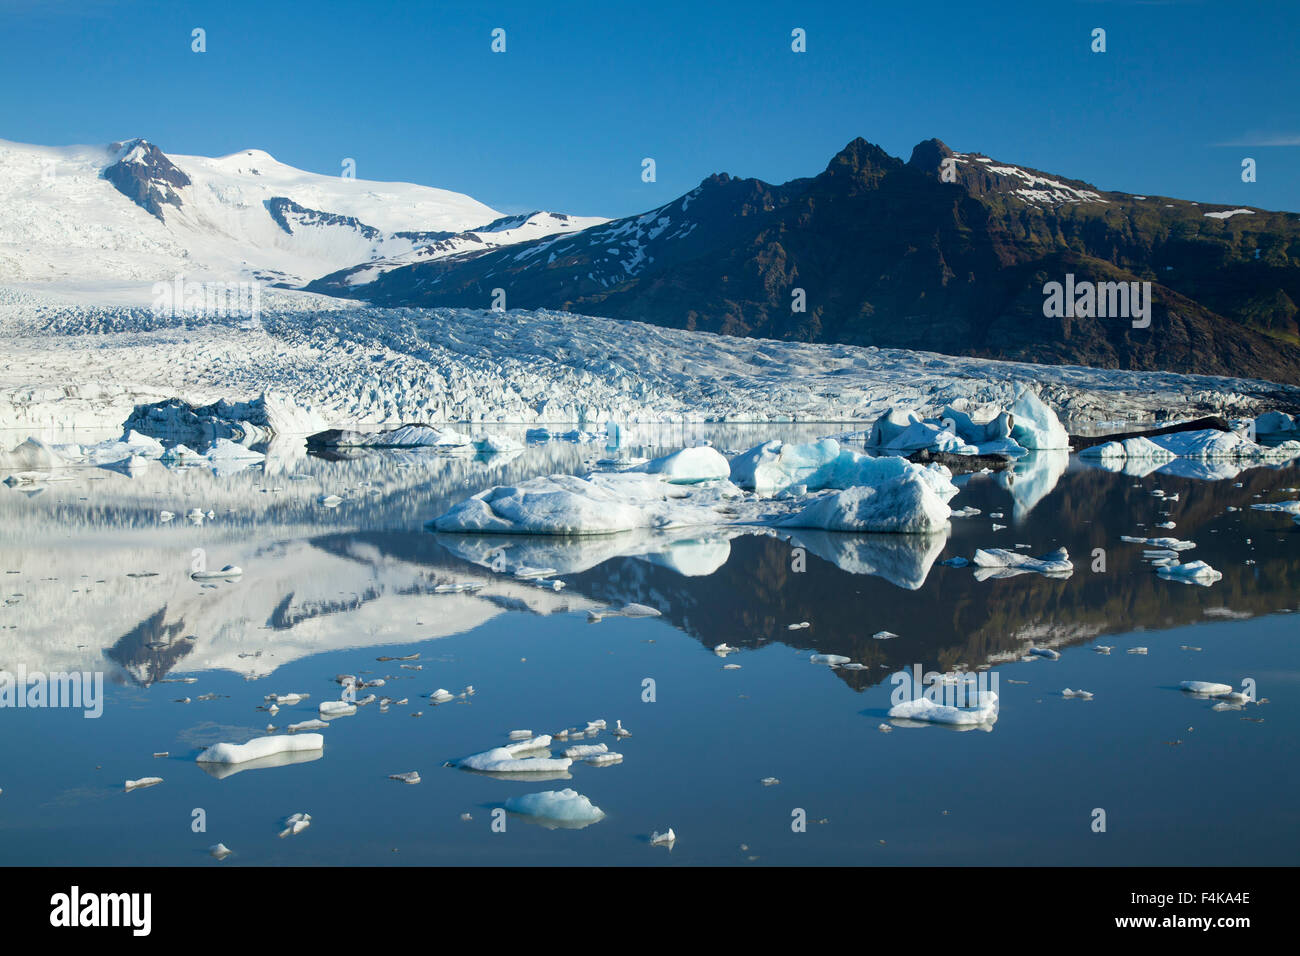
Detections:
[0, 426, 1297, 866]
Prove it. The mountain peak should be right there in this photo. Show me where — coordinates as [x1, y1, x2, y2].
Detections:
[907, 138, 954, 171]
[820, 138, 901, 189]
[102, 138, 190, 222]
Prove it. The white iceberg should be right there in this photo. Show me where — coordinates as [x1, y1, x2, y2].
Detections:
[503, 789, 605, 827]
[1157, 561, 1223, 585]
[457, 736, 572, 774]
[889, 691, 999, 726]
[196, 734, 324, 764]
[630, 446, 730, 482]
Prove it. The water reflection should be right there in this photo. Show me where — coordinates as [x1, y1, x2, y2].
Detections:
[2, 429, 1297, 694]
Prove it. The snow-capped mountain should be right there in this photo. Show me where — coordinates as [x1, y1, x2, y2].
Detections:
[318, 136, 1300, 384]
[331, 210, 608, 289]
[0, 137, 603, 297]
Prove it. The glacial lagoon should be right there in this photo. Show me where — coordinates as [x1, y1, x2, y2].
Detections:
[0, 426, 1296, 865]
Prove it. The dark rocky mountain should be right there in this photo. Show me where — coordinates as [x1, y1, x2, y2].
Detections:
[310, 137, 1300, 385]
[102, 138, 191, 222]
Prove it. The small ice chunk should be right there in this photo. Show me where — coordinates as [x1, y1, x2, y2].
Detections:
[1179, 681, 1235, 697]
[585, 752, 623, 766]
[278, 812, 311, 838]
[760, 777, 780, 786]
[319, 700, 356, 717]
[124, 777, 163, 791]
[1127, 647, 1149, 655]
[1158, 560, 1223, 585]
[503, 789, 605, 826]
[872, 631, 899, 641]
[1062, 688, 1094, 699]
[810, 653, 851, 665]
[287, 719, 328, 732]
[430, 688, 455, 703]
[888, 692, 999, 725]
[650, 828, 676, 847]
[508, 730, 534, 740]
[787, 621, 811, 630]
[389, 771, 421, 784]
[713, 643, 738, 656]
[209, 843, 232, 860]
[563, 743, 609, 759]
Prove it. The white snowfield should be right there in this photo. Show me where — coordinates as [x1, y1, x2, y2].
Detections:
[0, 139, 607, 296]
[2, 287, 1298, 433]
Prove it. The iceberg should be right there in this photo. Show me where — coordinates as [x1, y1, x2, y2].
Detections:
[1157, 561, 1223, 585]
[630, 445, 730, 482]
[195, 734, 324, 764]
[889, 691, 999, 726]
[776, 474, 952, 534]
[971, 547, 1073, 577]
[456, 736, 573, 774]
[1179, 681, 1235, 697]
[503, 789, 606, 828]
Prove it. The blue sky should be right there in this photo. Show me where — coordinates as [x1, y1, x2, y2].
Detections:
[1, 0, 1296, 219]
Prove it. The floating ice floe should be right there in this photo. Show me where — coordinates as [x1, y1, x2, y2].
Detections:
[872, 630, 899, 640]
[288, 719, 328, 733]
[713, 643, 738, 656]
[1157, 560, 1223, 585]
[888, 691, 999, 726]
[1062, 688, 1094, 699]
[209, 843, 232, 860]
[124, 777, 163, 791]
[586, 752, 623, 766]
[195, 733, 324, 764]
[563, 743, 608, 759]
[810, 653, 851, 665]
[1179, 681, 1234, 697]
[650, 828, 676, 847]
[509, 730, 535, 740]
[971, 547, 1072, 579]
[588, 602, 661, 622]
[319, 494, 343, 507]
[389, 771, 421, 784]
[503, 789, 605, 828]
[319, 700, 356, 718]
[456, 736, 572, 774]
[279, 812, 311, 838]
[787, 621, 810, 630]
[429, 688, 455, 704]
[760, 777, 780, 786]
[1121, 535, 1196, 550]
[1251, 500, 1300, 517]
[190, 564, 242, 581]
